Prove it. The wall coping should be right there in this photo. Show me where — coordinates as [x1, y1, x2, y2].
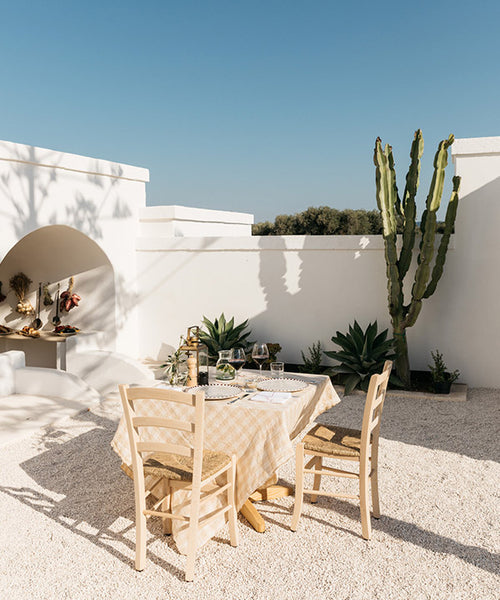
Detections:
[0, 139, 150, 182]
[452, 136, 500, 157]
[140, 205, 254, 224]
[137, 234, 455, 252]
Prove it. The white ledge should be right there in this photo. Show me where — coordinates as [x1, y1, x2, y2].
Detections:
[136, 234, 455, 252]
[140, 205, 254, 224]
[452, 136, 500, 157]
[0, 139, 150, 182]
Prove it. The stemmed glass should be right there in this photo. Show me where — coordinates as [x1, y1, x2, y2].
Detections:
[252, 343, 269, 376]
[229, 348, 246, 383]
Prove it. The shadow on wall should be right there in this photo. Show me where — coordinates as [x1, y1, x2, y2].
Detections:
[402, 175, 500, 384]
[250, 235, 389, 362]
[0, 225, 116, 360]
[0, 144, 61, 240]
[0, 142, 133, 249]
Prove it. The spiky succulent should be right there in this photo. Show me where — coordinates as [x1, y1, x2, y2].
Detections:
[199, 313, 254, 364]
[324, 320, 397, 395]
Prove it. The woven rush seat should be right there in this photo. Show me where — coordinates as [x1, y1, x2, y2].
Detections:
[144, 450, 231, 481]
[291, 361, 392, 541]
[303, 423, 364, 457]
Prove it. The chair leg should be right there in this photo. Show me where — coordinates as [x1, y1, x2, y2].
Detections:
[290, 443, 305, 531]
[162, 479, 172, 535]
[135, 494, 147, 571]
[310, 456, 322, 503]
[185, 492, 201, 581]
[371, 466, 380, 519]
[227, 455, 239, 547]
[359, 461, 371, 540]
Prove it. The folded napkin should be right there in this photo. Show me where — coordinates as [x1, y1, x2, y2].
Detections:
[249, 391, 292, 404]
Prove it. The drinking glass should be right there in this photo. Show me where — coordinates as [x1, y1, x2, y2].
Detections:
[270, 361, 284, 379]
[229, 348, 246, 383]
[252, 343, 269, 375]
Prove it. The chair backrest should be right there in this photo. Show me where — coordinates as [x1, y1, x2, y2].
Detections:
[360, 361, 392, 457]
[119, 385, 206, 490]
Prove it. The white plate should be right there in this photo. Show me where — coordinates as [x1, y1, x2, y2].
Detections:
[187, 384, 242, 400]
[257, 378, 308, 393]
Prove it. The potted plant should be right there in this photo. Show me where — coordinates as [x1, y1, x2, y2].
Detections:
[428, 350, 460, 394]
[161, 339, 188, 386]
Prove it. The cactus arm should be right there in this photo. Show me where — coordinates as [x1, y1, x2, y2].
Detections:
[403, 136, 454, 328]
[426, 134, 454, 211]
[374, 139, 402, 318]
[423, 175, 460, 298]
[398, 130, 423, 278]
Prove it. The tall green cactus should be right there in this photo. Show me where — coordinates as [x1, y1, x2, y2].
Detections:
[374, 130, 460, 387]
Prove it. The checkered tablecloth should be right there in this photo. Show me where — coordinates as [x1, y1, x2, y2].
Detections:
[111, 372, 340, 553]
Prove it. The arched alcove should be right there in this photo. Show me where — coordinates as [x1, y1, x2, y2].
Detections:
[0, 225, 115, 366]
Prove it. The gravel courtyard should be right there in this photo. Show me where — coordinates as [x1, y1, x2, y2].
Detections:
[0, 388, 498, 600]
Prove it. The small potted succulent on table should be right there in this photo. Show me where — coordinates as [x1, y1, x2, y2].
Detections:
[428, 350, 460, 394]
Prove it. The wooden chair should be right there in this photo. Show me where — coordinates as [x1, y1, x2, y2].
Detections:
[119, 385, 239, 581]
[290, 361, 392, 540]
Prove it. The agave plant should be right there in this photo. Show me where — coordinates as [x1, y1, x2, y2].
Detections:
[324, 321, 397, 395]
[199, 313, 254, 364]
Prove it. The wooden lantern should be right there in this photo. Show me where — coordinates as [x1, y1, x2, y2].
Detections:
[180, 326, 208, 387]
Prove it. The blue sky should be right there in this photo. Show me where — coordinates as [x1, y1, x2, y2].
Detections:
[1, 1, 499, 222]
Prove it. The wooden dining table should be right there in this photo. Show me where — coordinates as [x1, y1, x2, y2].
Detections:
[111, 370, 340, 554]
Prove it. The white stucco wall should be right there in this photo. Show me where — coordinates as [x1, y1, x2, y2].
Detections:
[140, 205, 253, 237]
[409, 136, 500, 386]
[136, 235, 395, 363]
[136, 136, 500, 388]
[0, 140, 149, 356]
[1, 136, 499, 387]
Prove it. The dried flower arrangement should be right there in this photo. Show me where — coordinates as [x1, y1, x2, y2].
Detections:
[43, 283, 54, 306]
[9, 272, 34, 315]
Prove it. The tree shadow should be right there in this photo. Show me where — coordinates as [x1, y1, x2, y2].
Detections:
[0, 410, 188, 581]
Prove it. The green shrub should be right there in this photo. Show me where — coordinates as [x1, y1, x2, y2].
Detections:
[299, 340, 324, 373]
[324, 320, 397, 395]
[199, 313, 254, 364]
[252, 206, 384, 236]
[428, 349, 460, 383]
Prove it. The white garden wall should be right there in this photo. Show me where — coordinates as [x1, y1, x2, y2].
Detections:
[136, 137, 500, 388]
[0, 136, 499, 387]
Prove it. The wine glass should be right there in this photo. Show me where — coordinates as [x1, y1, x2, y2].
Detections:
[229, 348, 246, 383]
[252, 343, 269, 376]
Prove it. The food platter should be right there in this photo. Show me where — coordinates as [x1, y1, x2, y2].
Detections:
[187, 384, 242, 400]
[53, 326, 80, 337]
[257, 378, 309, 393]
[17, 326, 41, 338]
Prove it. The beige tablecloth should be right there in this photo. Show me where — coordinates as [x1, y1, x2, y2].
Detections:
[111, 372, 340, 553]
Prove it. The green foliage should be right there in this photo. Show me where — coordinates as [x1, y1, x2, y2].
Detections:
[253, 206, 384, 236]
[300, 340, 324, 374]
[374, 130, 460, 386]
[265, 343, 282, 367]
[324, 321, 396, 395]
[428, 350, 460, 383]
[199, 313, 254, 364]
[161, 339, 188, 385]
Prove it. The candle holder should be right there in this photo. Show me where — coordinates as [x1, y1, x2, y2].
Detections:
[180, 326, 208, 386]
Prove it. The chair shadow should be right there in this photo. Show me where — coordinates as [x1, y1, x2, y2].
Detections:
[321, 389, 500, 463]
[253, 492, 500, 577]
[0, 409, 189, 581]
